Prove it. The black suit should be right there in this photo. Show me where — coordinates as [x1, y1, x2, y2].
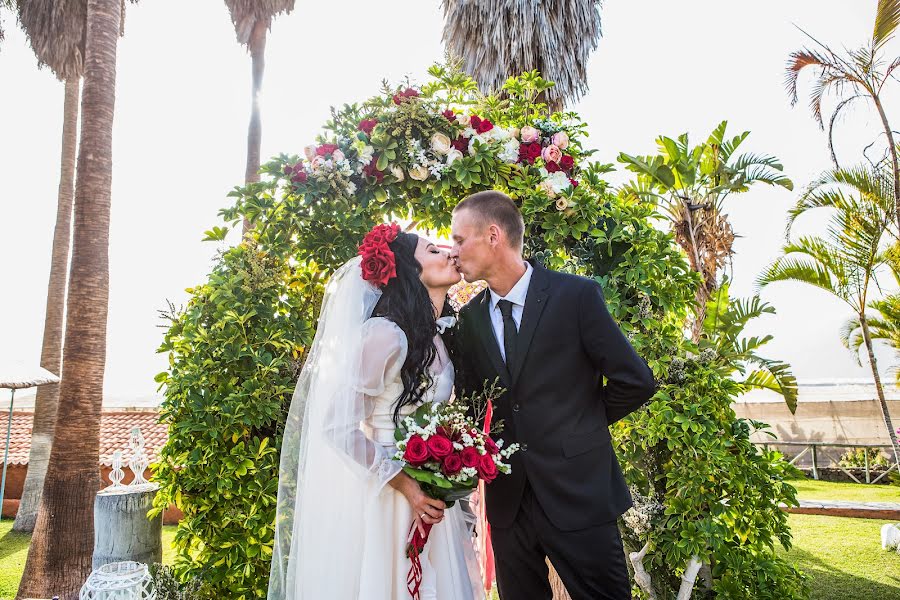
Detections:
[457, 261, 656, 600]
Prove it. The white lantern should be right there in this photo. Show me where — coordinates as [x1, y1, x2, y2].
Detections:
[80, 561, 155, 600]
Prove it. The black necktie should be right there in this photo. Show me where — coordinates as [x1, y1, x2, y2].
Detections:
[497, 299, 518, 369]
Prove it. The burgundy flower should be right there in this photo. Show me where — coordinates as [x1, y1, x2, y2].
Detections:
[362, 158, 385, 183]
[442, 453, 463, 476]
[357, 118, 378, 136]
[442, 109, 456, 121]
[569, 178, 579, 188]
[403, 435, 429, 466]
[483, 437, 500, 456]
[392, 87, 420, 105]
[560, 155, 575, 173]
[427, 434, 454, 459]
[470, 115, 494, 134]
[460, 446, 481, 468]
[316, 143, 339, 157]
[545, 160, 562, 173]
[518, 142, 542, 165]
[451, 136, 468, 153]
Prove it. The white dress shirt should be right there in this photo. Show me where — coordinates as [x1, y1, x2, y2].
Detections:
[488, 262, 533, 363]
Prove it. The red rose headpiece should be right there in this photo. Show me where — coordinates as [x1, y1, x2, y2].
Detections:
[358, 222, 401, 288]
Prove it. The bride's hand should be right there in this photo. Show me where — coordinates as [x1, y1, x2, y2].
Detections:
[390, 472, 446, 536]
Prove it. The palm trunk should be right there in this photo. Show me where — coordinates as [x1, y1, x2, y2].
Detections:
[873, 95, 900, 234]
[242, 18, 267, 235]
[859, 314, 900, 469]
[13, 77, 80, 534]
[16, 0, 119, 596]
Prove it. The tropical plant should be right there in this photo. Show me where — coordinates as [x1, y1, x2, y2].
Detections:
[442, 0, 602, 110]
[223, 0, 295, 234]
[155, 66, 805, 599]
[618, 121, 793, 341]
[758, 163, 900, 471]
[17, 0, 121, 596]
[12, 0, 86, 534]
[785, 0, 900, 229]
[700, 281, 799, 412]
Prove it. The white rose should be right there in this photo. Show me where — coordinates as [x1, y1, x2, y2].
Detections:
[539, 180, 556, 198]
[456, 114, 471, 127]
[548, 170, 571, 193]
[555, 197, 569, 211]
[446, 149, 463, 165]
[409, 164, 429, 181]
[499, 139, 521, 163]
[332, 149, 345, 163]
[303, 145, 317, 161]
[431, 132, 452, 155]
[391, 165, 405, 181]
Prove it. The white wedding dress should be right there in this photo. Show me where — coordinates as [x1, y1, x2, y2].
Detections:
[355, 317, 485, 600]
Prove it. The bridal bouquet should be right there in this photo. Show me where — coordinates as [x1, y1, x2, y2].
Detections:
[393, 380, 517, 599]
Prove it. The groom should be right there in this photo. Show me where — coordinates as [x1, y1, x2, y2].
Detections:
[450, 191, 657, 600]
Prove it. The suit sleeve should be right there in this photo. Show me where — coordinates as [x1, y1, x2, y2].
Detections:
[578, 280, 657, 423]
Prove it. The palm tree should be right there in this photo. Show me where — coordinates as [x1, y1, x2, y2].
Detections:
[701, 281, 799, 412]
[17, 0, 120, 596]
[758, 164, 900, 469]
[223, 0, 295, 234]
[785, 0, 900, 230]
[441, 0, 602, 111]
[619, 121, 793, 341]
[12, 0, 87, 533]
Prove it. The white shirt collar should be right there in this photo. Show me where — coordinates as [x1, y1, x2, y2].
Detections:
[489, 262, 533, 310]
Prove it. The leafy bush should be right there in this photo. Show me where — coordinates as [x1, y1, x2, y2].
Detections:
[839, 447, 890, 469]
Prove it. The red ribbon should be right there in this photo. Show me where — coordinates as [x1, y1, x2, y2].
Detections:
[406, 520, 434, 599]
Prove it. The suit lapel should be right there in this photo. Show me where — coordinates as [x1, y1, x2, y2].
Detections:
[510, 263, 551, 384]
[472, 291, 511, 387]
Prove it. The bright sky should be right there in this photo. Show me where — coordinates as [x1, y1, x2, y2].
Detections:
[1, 1, 896, 403]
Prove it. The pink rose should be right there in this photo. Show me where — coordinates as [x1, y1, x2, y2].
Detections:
[519, 126, 540, 143]
[551, 131, 570, 150]
[542, 144, 562, 164]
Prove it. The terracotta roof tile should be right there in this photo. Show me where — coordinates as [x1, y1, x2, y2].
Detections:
[0, 411, 167, 467]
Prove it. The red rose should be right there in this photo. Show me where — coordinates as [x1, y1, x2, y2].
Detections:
[460, 446, 481, 468]
[403, 434, 429, 466]
[362, 158, 385, 183]
[560, 155, 575, 173]
[545, 160, 562, 173]
[360, 247, 396, 287]
[426, 433, 453, 459]
[451, 136, 468, 153]
[316, 143, 339, 157]
[291, 170, 308, 184]
[392, 87, 420, 105]
[442, 109, 456, 121]
[569, 178, 579, 188]
[477, 453, 499, 482]
[483, 437, 500, 455]
[518, 142, 542, 165]
[357, 118, 378, 136]
[470, 115, 494, 134]
[442, 453, 463, 476]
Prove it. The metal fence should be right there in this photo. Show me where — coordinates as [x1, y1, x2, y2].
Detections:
[757, 441, 899, 484]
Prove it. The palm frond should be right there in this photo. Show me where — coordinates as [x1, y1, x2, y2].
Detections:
[442, 0, 603, 109]
[874, 0, 900, 50]
[17, 0, 88, 79]
[224, 0, 295, 45]
[743, 361, 799, 414]
[785, 48, 836, 113]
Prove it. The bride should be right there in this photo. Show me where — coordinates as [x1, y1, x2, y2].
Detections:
[267, 223, 485, 599]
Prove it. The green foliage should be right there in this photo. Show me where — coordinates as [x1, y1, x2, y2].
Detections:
[156, 65, 805, 598]
[838, 447, 890, 469]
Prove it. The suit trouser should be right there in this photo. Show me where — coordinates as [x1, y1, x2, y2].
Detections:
[491, 482, 631, 600]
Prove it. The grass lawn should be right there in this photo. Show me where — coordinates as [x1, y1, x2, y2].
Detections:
[790, 478, 900, 503]
[0, 522, 177, 600]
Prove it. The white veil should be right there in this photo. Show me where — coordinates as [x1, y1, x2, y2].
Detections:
[268, 255, 390, 599]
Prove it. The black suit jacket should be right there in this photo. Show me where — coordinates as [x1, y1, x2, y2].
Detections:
[457, 261, 657, 531]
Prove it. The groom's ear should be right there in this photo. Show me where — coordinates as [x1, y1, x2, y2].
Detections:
[487, 223, 503, 247]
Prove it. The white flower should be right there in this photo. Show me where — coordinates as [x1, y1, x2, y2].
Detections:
[539, 180, 556, 198]
[498, 138, 521, 163]
[356, 144, 374, 165]
[391, 165, 405, 181]
[345, 181, 357, 195]
[456, 114, 471, 127]
[547, 170, 572, 194]
[430, 132, 452, 155]
[446, 149, 464, 165]
[409, 164, 429, 181]
[555, 197, 569, 211]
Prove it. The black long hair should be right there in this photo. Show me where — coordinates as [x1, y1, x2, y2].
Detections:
[371, 231, 458, 425]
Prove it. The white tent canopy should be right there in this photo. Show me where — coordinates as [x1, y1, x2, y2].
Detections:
[0, 360, 60, 389]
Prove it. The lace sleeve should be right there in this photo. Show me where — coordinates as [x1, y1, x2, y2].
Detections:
[323, 317, 407, 490]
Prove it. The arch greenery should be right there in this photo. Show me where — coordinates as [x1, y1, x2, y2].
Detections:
[152, 65, 807, 599]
